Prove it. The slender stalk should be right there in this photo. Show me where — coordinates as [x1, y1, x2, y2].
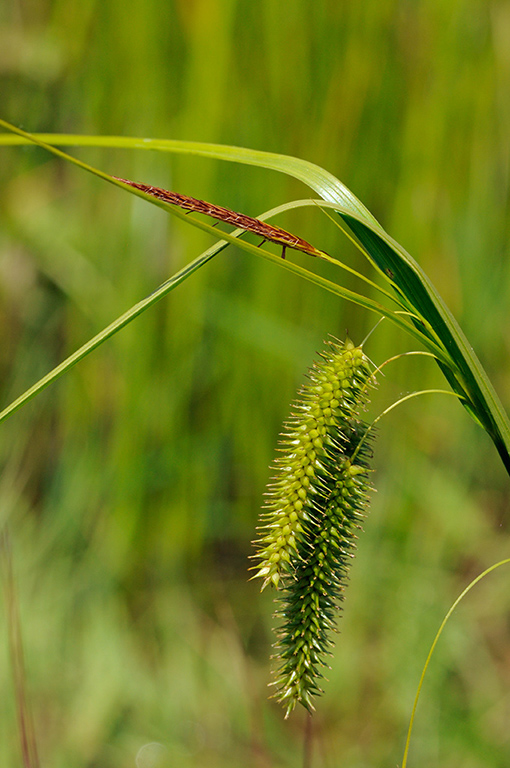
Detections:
[351, 389, 461, 464]
[402, 559, 510, 768]
[0, 247, 219, 424]
[303, 713, 314, 768]
[1, 530, 40, 768]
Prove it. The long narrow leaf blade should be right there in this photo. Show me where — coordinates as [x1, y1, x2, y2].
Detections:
[2, 121, 509, 471]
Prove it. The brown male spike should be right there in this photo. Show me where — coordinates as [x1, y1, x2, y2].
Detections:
[112, 176, 326, 260]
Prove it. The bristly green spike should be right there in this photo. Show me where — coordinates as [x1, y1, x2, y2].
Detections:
[274, 439, 374, 716]
[251, 338, 373, 589]
[251, 338, 375, 715]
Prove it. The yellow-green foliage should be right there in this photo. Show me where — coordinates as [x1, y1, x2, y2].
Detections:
[253, 339, 375, 714]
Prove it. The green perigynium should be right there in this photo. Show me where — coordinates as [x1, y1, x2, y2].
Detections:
[252, 338, 375, 715]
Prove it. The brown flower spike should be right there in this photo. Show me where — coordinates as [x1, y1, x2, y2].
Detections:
[112, 176, 327, 260]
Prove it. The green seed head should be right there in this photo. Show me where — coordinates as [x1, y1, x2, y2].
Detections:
[251, 337, 375, 714]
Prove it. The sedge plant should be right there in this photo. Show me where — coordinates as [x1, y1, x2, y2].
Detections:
[0, 118, 509, 746]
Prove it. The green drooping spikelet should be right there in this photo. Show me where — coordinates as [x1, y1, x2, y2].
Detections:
[252, 338, 373, 588]
[251, 338, 375, 715]
[274, 426, 373, 716]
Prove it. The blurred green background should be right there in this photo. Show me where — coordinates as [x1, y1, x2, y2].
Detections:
[1, 1, 510, 766]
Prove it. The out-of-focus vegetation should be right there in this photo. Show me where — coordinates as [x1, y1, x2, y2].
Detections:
[1, 1, 510, 766]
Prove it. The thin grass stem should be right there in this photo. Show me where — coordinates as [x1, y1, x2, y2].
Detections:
[401, 558, 510, 768]
[351, 388, 461, 464]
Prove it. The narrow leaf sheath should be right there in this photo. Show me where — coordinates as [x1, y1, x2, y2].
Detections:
[252, 338, 375, 715]
[112, 176, 325, 259]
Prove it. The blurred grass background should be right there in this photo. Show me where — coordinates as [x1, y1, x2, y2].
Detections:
[1, 1, 510, 766]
